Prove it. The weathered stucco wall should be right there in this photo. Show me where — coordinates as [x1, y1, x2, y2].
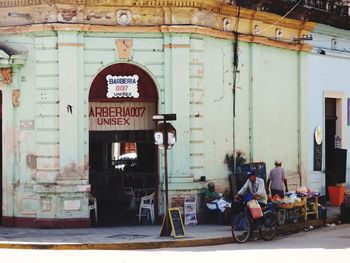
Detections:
[1, 1, 325, 225]
[0, 32, 91, 226]
[235, 42, 308, 192]
[307, 24, 350, 193]
[0, 30, 236, 221]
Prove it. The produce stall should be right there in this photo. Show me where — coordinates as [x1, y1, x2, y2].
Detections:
[271, 187, 320, 225]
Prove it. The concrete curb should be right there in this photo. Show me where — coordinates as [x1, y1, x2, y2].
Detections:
[0, 216, 340, 250]
[0, 236, 234, 250]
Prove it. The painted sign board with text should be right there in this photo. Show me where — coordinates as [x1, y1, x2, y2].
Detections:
[89, 101, 155, 131]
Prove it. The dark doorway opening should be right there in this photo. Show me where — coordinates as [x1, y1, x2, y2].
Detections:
[325, 98, 346, 200]
[0, 91, 2, 225]
[89, 130, 157, 226]
[325, 98, 336, 200]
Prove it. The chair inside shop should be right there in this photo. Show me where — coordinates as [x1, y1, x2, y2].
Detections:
[136, 192, 155, 224]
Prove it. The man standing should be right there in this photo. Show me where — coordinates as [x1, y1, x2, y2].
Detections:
[267, 159, 288, 198]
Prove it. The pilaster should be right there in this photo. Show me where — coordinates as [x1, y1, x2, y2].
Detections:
[57, 31, 86, 183]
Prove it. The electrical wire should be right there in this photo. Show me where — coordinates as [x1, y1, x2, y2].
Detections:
[258, 0, 303, 34]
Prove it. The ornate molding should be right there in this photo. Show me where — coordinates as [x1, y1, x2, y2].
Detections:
[0, 68, 12, 84]
[0, 0, 317, 50]
[0, 0, 223, 8]
[12, 88, 20, 106]
[116, 39, 133, 59]
[0, 23, 314, 52]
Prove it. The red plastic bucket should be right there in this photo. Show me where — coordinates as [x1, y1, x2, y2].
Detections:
[328, 186, 346, 206]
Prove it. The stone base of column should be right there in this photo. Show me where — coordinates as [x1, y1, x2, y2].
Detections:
[2, 216, 91, 228]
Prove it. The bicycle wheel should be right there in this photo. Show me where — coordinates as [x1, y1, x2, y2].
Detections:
[231, 213, 251, 243]
[260, 211, 277, 241]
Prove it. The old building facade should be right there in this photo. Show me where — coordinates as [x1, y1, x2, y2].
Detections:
[0, 0, 348, 227]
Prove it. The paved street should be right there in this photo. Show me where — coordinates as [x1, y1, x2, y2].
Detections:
[0, 224, 349, 263]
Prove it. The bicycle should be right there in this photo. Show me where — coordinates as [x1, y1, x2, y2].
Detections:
[231, 199, 277, 243]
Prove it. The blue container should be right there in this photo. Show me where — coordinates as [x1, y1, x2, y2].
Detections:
[244, 193, 253, 202]
[267, 201, 274, 211]
[240, 162, 267, 183]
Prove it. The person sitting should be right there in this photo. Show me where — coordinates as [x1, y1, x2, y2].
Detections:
[204, 182, 231, 212]
[234, 170, 267, 208]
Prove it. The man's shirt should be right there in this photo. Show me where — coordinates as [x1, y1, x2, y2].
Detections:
[238, 177, 267, 204]
[269, 167, 286, 191]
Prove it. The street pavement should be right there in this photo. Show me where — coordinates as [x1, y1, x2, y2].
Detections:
[0, 205, 341, 250]
[0, 223, 349, 263]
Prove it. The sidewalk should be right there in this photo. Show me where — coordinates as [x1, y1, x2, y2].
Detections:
[0, 205, 341, 250]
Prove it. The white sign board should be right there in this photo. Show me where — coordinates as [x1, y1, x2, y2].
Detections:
[106, 74, 139, 98]
[89, 101, 155, 131]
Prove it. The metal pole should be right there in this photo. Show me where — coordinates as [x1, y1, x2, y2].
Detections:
[162, 121, 171, 235]
[164, 121, 169, 212]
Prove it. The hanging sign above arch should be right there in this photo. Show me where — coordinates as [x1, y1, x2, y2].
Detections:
[89, 63, 158, 103]
[106, 74, 139, 98]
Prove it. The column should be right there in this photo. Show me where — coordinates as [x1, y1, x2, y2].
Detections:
[57, 31, 86, 182]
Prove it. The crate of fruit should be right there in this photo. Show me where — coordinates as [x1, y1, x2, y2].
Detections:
[293, 200, 306, 207]
[276, 203, 295, 209]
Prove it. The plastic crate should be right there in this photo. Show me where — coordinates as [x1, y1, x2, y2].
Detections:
[240, 162, 267, 183]
[328, 186, 345, 206]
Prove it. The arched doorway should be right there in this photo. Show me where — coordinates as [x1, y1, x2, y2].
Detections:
[0, 90, 2, 225]
[88, 63, 158, 226]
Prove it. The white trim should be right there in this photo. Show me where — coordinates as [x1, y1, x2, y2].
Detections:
[311, 48, 350, 59]
[324, 90, 345, 99]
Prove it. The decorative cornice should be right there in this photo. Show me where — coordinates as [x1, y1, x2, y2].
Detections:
[0, 1, 317, 51]
[0, 1, 316, 39]
[0, 23, 313, 52]
[0, 0, 222, 8]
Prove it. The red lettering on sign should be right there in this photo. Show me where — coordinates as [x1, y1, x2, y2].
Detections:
[109, 107, 116, 117]
[95, 117, 131, 126]
[123, 118, 130, 125]
[90, 106, 147, 121]
[116, 107, 122, 116]
[95, 107, 102, 117]
[89, 107, 95, 117]
[116, 85, 128, 91]
[140, 107, 145, 116]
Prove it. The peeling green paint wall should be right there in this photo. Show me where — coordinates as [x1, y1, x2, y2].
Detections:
[235, 42, 307, 191]
[0, 30, 308, 221]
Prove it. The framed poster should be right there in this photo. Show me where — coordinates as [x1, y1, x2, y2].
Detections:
[184, 196, 198, 226]
[313, 127, 322, 171]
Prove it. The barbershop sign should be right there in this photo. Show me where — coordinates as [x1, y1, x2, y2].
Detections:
[106, 74, 139, 98]
[89, 102, 154, 131]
